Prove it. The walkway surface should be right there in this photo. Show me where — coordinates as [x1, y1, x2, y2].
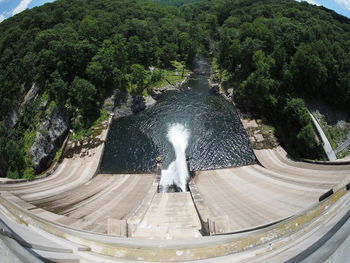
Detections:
[309, 111, 337, 161]
[0, 239, 22, 263]
[192, 146, 349, 234]
[132, 192, 202, 239]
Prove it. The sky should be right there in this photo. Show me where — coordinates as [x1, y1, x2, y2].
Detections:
[0, 0, 350, 23]
[0, 0, 55, 23]
[297, 0, 350, 17]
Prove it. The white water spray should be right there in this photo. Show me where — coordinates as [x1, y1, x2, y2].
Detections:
[160, 123, 190, 192]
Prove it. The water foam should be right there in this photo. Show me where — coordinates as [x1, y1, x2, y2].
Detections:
[160, 123, 190, 192]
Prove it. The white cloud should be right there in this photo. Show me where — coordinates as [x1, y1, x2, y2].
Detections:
[0, 10, 10, 22]
[12, 0, 33, 15]
[296, 0, 319, 5]
[335, 0, 350, 11]
[0, 14, 5, 23]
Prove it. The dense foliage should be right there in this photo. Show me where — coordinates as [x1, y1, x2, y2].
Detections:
[0, 0, 202, 177]
[160, 0, 350, 156]
[0, 0, 201, 122]
[1, 0, 350, 177]
[185, 0, 350, 158]
[214, 0, 350, 157]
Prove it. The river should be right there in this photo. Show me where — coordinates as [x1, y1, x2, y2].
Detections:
[100, 59, 256, 173]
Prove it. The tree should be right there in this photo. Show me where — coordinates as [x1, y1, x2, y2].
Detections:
[283, 98, 311, 131]
[86, 61, 103, 87]
[69, 77, 98, 129]
[238, 50, 277, 112]
[281, 98, 319, 157]
[291, 44, 328, 96]
[129, 64, 150, 93]
[79, 16, 100, 40]
[296, 124, 317, 151]
[47, 71, 68, 103]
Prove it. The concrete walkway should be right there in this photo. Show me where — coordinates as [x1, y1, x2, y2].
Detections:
[132, 192, 202, 239]
[0, 239, 23, 263]
[309, 111, 337, 161]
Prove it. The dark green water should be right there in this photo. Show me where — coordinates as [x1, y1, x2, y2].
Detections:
[100, 59, 256, 173]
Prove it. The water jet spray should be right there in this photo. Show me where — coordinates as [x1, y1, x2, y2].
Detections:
[160, 123, 190, 192]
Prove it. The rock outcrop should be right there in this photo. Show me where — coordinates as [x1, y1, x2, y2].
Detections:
[149, 84, 180, 100]
[113, 93, 134, 118]
[208, 78, 233, 101]
[131, 95, 157, 113]
[4, 83, 40, 132]
[29, 105, 69, 173]
[112, 78, 188, 119]
[113, 92, 157, 119]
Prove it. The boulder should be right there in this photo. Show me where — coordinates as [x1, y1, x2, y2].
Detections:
[150, 84, 180, 100]
[226, 88, 234, 99]
[144, 95, 157, 109]
[29, 105, 69, 173]
[131, 95, 157, 113]
[103, 89, 119, 114]
[113, 93, 157, 119]
[209, 84, 220, 95]
[131, 95, 147, 113]
[113, 93, 133, 118]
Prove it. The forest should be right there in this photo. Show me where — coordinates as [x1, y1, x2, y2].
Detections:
[0, 0, 350, 178]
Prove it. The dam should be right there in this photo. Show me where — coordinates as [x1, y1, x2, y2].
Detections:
[0, 60, 350, 262]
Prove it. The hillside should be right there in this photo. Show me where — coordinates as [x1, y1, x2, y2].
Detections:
[0, 0, 200, 178]
[1, 0, 350, 178]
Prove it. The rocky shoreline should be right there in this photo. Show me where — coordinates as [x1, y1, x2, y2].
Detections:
[208, 78, 233, 102]
[209, 71, 279, 150]
[27, 76, 190, 178]
[110, 77, 190, 119]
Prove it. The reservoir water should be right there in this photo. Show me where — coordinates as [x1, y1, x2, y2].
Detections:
[100, 59, 256, 173]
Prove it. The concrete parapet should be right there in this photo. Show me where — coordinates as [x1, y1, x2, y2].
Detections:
[107, 219, 127, 237]
[319, 176, 350, 202]
[188, 179, 211, 235]
[300, 158, 350, 165]
[208, 216, 231, 235]
[189, 179, 231, 236]
[94, 115, 113, 177]
[126, 176, 158, 237]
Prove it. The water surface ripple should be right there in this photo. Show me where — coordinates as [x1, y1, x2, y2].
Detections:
[100, 59, 256, 173]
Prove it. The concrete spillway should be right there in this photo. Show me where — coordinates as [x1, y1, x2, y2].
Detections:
[0, 121, 350, 262]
